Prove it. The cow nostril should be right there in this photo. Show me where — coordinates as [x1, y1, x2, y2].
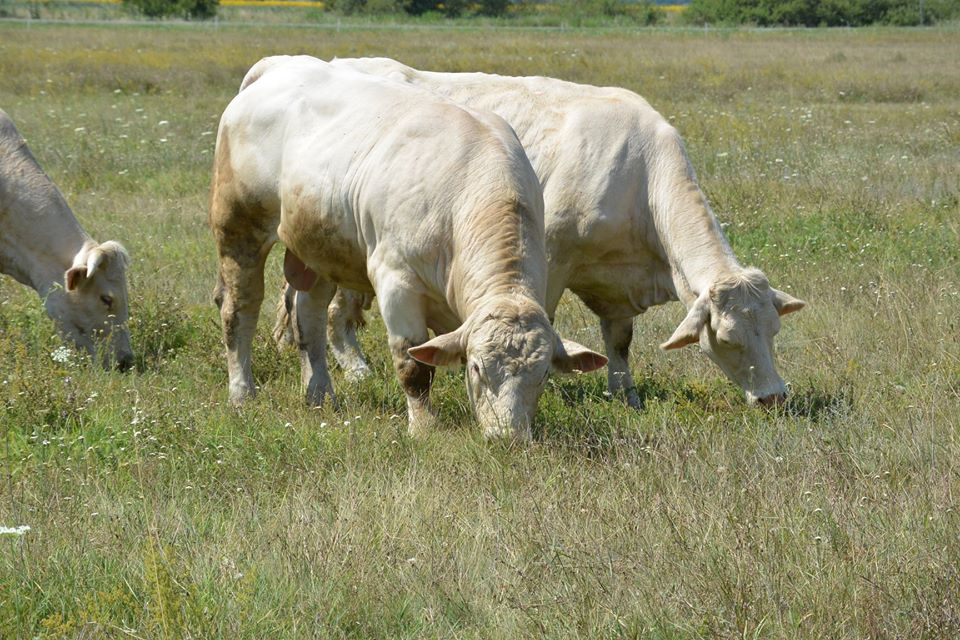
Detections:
[116, 356, 135, 373]
[758, 392, 787, 408]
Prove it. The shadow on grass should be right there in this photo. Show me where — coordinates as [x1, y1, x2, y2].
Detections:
[547, 370, 673, 410]
[783, 386, 854, 423]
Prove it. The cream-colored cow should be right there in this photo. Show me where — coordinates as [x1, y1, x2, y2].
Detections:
[0, 109, 133, 370]
[278, 57, 805, 407]
[210, 56, 605, 439]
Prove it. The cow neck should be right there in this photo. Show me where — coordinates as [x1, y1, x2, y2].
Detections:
[447, 200, 547, 320]
[12, 194, 91, 299]
[455, 275, 541, 322]
[650, 165, 741, 307]
[34, 239, 93, 299]
[1, 129, 93, 298]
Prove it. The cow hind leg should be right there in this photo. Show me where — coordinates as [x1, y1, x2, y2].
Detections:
[600, 317, 642, 409]
[327, 287, 372, 381]
[272, 282, 297, 350]
[292, 283, 339, 407]
[215, 246, 273, 405]
[210, 192, 276, 405]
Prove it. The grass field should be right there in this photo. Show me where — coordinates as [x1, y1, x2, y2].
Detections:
[1, 21, 959, 639]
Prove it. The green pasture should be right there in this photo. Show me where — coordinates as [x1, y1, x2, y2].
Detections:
[1, 22, 958, 638]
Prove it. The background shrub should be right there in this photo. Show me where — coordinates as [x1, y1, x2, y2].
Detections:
[477, 0, 510, 17]
[326, 0, 403, 15]
[555, 0, 661, 24]
[686, 0, 960, 26]
[124, 0, 218, 19]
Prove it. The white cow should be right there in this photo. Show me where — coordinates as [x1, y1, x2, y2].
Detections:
[210, 56, 605, 439]
[278, 57, 805, 407]
[1, 109, 133, 370]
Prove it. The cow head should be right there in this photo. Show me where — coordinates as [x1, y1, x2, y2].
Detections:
[408, 298, 606, 440]
[46, 241, 134, 371]
[660, 268, 804, 406]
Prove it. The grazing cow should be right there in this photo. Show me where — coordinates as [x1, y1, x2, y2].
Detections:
[277, 57, 805, 407]
[210, 56, 605, 439]
[0, 109, 133, 370]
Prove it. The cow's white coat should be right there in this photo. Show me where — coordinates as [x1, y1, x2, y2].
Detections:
[292, 57, 805, 406]
[0, 109, 133, 370]
[211, 56, 605, 438]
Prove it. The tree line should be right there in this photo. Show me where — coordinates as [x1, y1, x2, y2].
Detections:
[122, 0, 958, 25]
[686, 0, 959, 26]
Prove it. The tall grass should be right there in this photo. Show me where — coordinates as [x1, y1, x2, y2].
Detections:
[1, 22, 958, 638]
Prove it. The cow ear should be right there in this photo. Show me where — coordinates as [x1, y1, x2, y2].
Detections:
[772, 288, 805, 316]
[64, 266, 88, 292]
[408, 331, 465, 367]
[552, 338, 607, 374]
[660, 292, 711, 350]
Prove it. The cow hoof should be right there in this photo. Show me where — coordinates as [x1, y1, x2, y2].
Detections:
[406, 408, 437, 438]
[228, 381, 256, 405]
[305, 387, 337, 409]
[274, 331, 295, 351]
[343, 364, 372, 383]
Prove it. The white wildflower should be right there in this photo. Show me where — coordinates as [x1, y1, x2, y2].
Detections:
[51, 346, 72, 363]
[0, 525, 31, 536]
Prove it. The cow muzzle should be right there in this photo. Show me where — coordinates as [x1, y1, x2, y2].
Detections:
[115, 353, 135, 372]
[477, 404, 534, 441]
[756, 392, 787, 408]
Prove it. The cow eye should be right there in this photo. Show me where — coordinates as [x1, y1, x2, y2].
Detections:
[717, 335, 742, 350]
[469, 362, 481, 378]
[100, 295, 113, 307]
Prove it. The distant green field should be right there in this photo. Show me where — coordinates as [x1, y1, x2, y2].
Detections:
[1, 22, 958, 639]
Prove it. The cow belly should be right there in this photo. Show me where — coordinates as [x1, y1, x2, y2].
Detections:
[567, 261, 674, 318]
[278, 220, 372, 293]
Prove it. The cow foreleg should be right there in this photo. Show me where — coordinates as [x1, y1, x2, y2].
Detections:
[376, 284, 436, 436]
[600, 317, 641, 409]
[390, 334, 436, 437]
[327, 287, 372, 382]
[293, 282, 338, 407]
